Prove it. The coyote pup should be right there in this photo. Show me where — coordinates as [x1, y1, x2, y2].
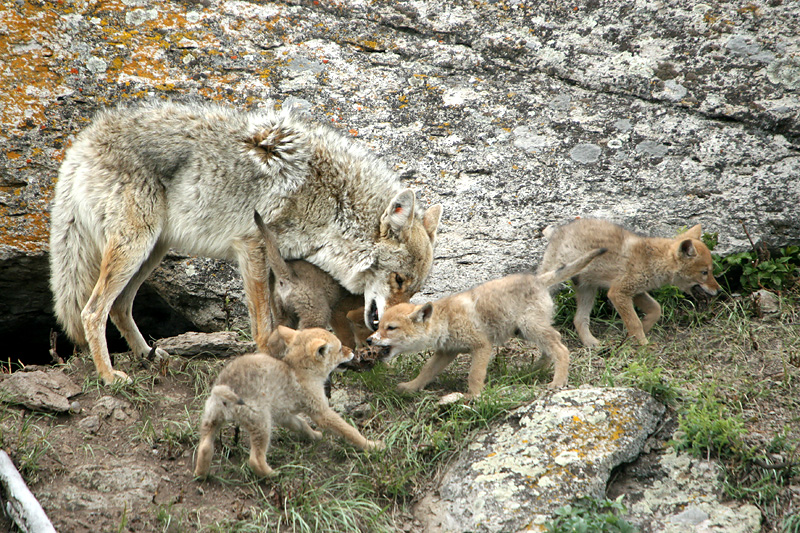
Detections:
[367, 249, 606, 397]
[539, 218, 720, 347]
[49, 101, 442, 384]
[253, 210, 432, 348]
[194, 326, 383, 479]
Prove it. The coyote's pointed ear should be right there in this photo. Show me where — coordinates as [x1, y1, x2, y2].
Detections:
[268, 326, 297, 358]
[411, 302, 433, 324]
[678, 239, 697, 258]
[422, 204, 443, 242]
[309, 339, 330, 359]
[683, 224, 702, 240]
[381, 189, 416, 235]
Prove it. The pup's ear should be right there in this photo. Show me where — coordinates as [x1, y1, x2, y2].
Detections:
[422, 204, 443, 243]
[411, 302, 433, 324]
[683, 224, 702, 240]
[309, 339, 330, 359]
[381, 189, 415, 235]
[346, 307, 365, 323]
[678, 239, 697, 258]
[268, 326, 297, 358]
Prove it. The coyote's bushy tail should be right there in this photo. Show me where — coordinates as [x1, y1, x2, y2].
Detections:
[49, 176, 103, 347]
[537, 248, 607, 287]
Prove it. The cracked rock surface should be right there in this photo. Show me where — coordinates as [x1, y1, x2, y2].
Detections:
[1, 1, 799, 347]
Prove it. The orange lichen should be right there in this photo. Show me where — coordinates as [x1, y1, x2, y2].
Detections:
[0, 208, 50, 253]
[0, 3, 68, 134]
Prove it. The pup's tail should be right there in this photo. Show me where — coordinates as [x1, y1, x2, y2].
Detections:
[49, 168, 104, 347]
[537, 248, 607, 287]
[210, 384, 246, 406]
[253, 210, 293, 281]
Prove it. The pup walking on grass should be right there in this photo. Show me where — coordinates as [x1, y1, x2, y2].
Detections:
[194, 326, 383, 479]
[539, 218, 720, 347]
[367, 248, 606, 398]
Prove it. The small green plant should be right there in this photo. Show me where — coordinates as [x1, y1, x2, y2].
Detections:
[544, 495, 638, 533]
[671, 388, 746, 459]
[618, 360, 680, 405]
[714, 245, 800, 294]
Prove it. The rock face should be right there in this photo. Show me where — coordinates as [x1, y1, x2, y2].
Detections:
[1, 0, 799, 363]
[609, 448, 762, 533]
[416, 387, 665, 532]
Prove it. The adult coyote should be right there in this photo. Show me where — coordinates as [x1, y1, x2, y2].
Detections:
[49, 101, 441, 384]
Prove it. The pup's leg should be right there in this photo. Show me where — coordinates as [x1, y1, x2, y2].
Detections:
[282, 414, 323, 441]
[109, 241, 170, 360]
[397, 350, 458, 394]
[465, 343, 494, 398]
[524, 322, 571, 389]
[573, 283, 600, 347]
[634, 292, 662, 334]
[607, 285, 647, 345]
[194, 398, 223, 478]
[330, 306, 359, 349]
[242, 415, 274, 477]
[236, 236, 273, 353]
[311, 409, 383, 451]
[82, 230, 161, 384]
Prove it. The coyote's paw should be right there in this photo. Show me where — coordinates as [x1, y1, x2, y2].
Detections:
[102, 369, 132, 385]
[365, 439, 385, 451]
[396, 382, 417, 394]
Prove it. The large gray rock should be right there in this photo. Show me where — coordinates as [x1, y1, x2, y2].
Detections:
[415, 387, 665, 532]
[1, 0, 798, 358]
[610, 448, 762, 532]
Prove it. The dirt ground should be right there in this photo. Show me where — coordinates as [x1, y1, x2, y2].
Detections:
[1, 292, 799, 532]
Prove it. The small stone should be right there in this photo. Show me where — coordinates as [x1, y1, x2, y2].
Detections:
[438, 392, 465, 405]
[752, 289, 780, 316]
[78, 415, 101, 434]
[570, 143, 602, 164]
[669, 506, 709, 525]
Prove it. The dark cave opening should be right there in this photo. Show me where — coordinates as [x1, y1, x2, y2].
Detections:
[0, 256, 197, 370]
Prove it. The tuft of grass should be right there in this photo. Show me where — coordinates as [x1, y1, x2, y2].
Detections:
[617, 359, 681, 406]
[782, 512, 800, 533]
[0, 408, 54, 484]
[671, 386, 747, 459]
[544, 495, 638, 533]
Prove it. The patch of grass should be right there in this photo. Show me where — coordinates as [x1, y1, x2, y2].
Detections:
[782, 512, 800, 533]
[671, 386, 747, 460]
[544, 495, 638, 533]
[0, 409, 54, 484]
[617, 359, 681, 406]
[81, 361, 159, 409]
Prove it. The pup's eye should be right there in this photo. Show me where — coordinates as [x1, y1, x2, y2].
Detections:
[394, 273, 405, 288]
[386, 325, 397, 331]
[701, 270, 708, 276]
